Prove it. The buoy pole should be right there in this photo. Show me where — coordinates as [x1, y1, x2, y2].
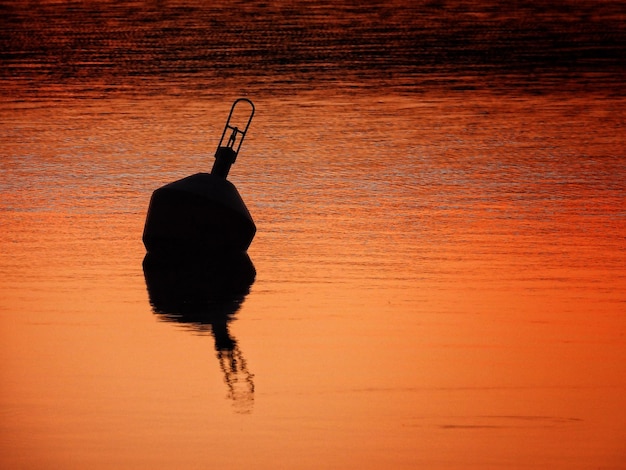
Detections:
[211, 99, 255, 179]
[211, 145, 237, 178]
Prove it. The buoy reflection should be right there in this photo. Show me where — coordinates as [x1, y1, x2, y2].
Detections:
[143, 252, 256, 413]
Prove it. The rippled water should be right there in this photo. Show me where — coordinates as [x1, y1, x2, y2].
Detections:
[1, 1, 625, 469]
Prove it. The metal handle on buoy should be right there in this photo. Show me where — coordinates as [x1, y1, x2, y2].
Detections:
[211, 98, 255, 178]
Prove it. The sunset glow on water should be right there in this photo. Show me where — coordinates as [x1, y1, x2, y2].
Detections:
[1, 1, 625, 468]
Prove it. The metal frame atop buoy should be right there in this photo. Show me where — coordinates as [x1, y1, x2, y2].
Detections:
[211, 98, 255, 178]
[217, 98, 255, 156]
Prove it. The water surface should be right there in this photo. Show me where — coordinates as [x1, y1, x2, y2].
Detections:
[1, 1, 625, 468]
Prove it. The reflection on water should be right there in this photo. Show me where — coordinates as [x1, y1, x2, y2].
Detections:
[143, 252, 256, 414]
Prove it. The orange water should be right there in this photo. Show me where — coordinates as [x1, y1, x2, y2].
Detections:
[1, 1, 626, 468]
[2, 91, 624, 469]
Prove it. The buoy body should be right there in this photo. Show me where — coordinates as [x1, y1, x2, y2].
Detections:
[143, 172, 256, 257]
[143, 99, 256, 258]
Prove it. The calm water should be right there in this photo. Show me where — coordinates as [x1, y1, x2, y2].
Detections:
[1, 1, 625, 468]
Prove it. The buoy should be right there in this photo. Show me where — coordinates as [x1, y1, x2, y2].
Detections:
[143, 99, 256, 257]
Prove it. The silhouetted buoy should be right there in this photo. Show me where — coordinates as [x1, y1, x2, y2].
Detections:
[143, 99, 256, 257]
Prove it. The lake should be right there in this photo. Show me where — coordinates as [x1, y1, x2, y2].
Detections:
[1, 1, 625, 468]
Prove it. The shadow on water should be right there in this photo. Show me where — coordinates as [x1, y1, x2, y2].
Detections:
[142, 251, 256, 414]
